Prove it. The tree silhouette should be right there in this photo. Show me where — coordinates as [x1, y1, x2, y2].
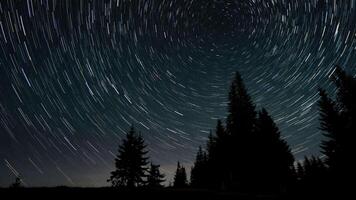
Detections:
[190, 146, 208, 188]
[226, 72, 257, 190]
[108, 125, 149, 188]
[206, 130, 217, 166]
[318, 66, 356, 193]
[173, 162, 188, 188]
[318, 89, 340, 171]
[207, 120, 228, 190]
[190, 72, 296, 194]
[147, 162, 165, 188]
[297, 156, 327, 183]
[332, 66, 356, 116]
[190, 120, 228, 190]
[296, 156, 327, 195]
[224, 72, 256, 190]
[226, 72, 256, 137]
[254, 108, 295, 193]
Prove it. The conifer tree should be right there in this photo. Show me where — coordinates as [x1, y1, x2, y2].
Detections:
[209, 120, 228, 190]
[173, 162, 188, 188]
[296, 156, 327, 194]
[254, 108, 295, 193]
[226, 72, 256, 137]
[147, 162, 165, 188]
[332, 66, 356, 116]
[190, 146, 208, 188]
[318, 89, 340, 170]
[330, 66, 355, 176]
[206, 131, 217, 163]
[318, 66, 356, 192]
[108, 125, 149, 188]
[225, 72, 257, 190]
[190, 71, 297, 193]
[298, 156, 327, 182]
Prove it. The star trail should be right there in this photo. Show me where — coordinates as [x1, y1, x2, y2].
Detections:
[0, 0, 356, 187]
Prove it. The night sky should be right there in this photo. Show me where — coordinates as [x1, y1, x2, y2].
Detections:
[0, 0, 356, 187]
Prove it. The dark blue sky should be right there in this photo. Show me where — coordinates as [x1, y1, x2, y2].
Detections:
[0, 0, 356, 187]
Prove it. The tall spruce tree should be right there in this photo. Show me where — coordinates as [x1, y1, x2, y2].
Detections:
[173, 162, 188, 188]
[147, 163, 165, 188]
[319, 66, 356, 190]
[330, 66, 355, 177]
[318, 89, 340, 170]
[254, 108, 295, 193]
[205, 130, 219, 189]
[190, 146, 208, 188]
[108, 125, 149, 188]
[226, 72, 256, 137]
[209, 120, 228, 190]
[190, 72, 296, 193]
[225, 72, 257, 190]
[191, 120, 229, 190]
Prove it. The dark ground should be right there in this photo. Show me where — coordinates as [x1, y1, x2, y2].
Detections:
[0, 187, 289, 200]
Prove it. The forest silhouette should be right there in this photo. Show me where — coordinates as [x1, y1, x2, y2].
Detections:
[2, 66, 354, 199]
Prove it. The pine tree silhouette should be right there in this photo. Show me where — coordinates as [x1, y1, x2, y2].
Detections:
[190, 72, 295, 194]
[190, 146, 208, 188]
[332, 66, 356, 116]
[296, 156, 327, 195]
[206, 130, 217, 163]
[330, 67, 355, 180]
[147, 162, 165, 188]
[254, 108, 295, 193]
[173, 162, 188, 188]
[108, 125, 149, 188]
[225, 72, 257, 190]
[318, 89, 340, 171]
[207, 120, 228, 190]
[296, 162, 305, 182]
[226, 72, 256, 136]
[318, 66, 356, 193]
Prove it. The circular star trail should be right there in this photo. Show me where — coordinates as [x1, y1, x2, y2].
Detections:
[0, 0, 356, 187]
